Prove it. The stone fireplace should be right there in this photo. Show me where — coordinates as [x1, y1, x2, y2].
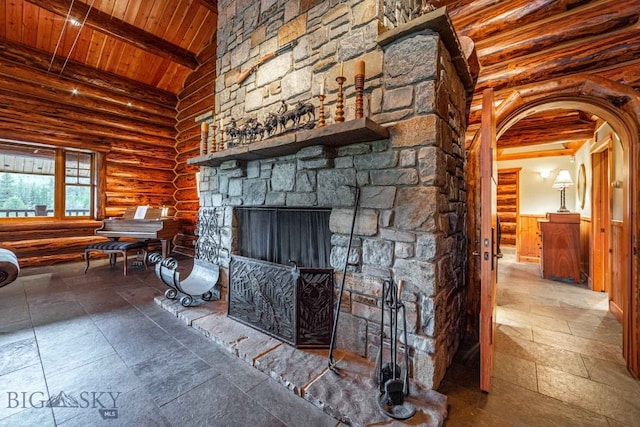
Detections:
[191, 0, 474, 390]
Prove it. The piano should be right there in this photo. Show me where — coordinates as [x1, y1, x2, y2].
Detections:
[95, 207, 180, 258]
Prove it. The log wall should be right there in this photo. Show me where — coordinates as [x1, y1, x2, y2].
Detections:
[172, 39, 217, 256]
[0, 39, 179, 266]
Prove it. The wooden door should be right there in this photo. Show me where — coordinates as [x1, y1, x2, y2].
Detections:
[591, 150, 610, 294]
[480, 88, 499, 392]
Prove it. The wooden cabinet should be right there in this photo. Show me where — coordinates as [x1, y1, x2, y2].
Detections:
[517, 214, 544, 263]
[539, 213, 581, 283]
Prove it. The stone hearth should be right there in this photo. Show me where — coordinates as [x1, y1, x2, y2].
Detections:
[155, 294, 448, 427]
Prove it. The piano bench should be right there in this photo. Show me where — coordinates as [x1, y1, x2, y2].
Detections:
[84, 241, 148, 276]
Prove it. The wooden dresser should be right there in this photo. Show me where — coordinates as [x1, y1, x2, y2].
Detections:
[538, 212, 581, 283]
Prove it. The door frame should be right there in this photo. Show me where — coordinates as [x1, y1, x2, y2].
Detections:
[483, 74, 640, 377]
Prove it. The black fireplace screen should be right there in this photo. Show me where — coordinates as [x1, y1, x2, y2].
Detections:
[228, 255, 334, 348]
[235, 207, 331, 268]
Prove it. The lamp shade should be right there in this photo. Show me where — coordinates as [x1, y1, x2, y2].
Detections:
[552, 169, 574, 189]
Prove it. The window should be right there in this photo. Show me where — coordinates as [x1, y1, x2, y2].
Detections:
[0, 141, 96, 219]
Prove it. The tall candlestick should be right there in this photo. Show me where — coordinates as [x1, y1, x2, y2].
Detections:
[335, 75, 346, 123]
[318, 94, 326, 127]
[354, 60, 365, 119]
[200, 121, 209, 155]
[218, 118, 223, 151]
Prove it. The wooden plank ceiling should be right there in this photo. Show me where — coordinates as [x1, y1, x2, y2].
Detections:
[0, 0, 216, 93]
[0, 0, 638, 160]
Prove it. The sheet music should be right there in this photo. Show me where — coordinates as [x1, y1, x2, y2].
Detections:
[134, 206, 149, 219]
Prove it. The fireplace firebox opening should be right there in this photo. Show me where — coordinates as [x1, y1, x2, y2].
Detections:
[235, 207, 331, 269]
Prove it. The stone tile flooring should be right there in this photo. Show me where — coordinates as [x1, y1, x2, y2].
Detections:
[0, 259, 341, 426]
[440, 253, 640, 426]
[2, 253, 639, 426]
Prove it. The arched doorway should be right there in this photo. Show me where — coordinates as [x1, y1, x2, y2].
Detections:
[470, 74, 640, 380]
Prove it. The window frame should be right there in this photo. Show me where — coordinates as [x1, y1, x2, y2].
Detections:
[0, 141, 101, 221]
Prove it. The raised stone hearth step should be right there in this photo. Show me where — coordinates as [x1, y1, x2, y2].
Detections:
[155, 296, 448, 426]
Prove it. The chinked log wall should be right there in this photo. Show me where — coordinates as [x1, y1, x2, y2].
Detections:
[0, 39, 179, 266]
[173, 38, 218, 256]
[457, 0, 640, 143]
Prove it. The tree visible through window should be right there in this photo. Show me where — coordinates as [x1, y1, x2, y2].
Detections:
[0, 141, 95, 219]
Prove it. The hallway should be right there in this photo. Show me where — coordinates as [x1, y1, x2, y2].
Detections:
[441, 253, 640, 426]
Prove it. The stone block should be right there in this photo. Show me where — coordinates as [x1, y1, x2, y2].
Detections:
[359, 186, 396, 209]
[383, 85, 414, 112]
[331, 234, 362, 248]
[344, 273, 383, 296]
[353, 151, 398, 170]
[330, 208, 378, 236]
[295, 170, 316, 192]
[321, 3, 350, 27]
[230, 38, 252, 69]
[286, 192, 317, 206]
[353, 0, 379, 27]
[416, 233, 440, 261]
[379, 228, 415, 242]
[370, 87, 383, 114]
[334, 156, 354, 169]
[246, 161, 260, 179]
[251, 25, 266, 47]
[298, 158, 333, 170]
[379, 210, 393, 227]
[297, 145, 329, 159]
[330, 246, 361, 270]
[400, 149, 417, 167]
[413, 342, 447, 389]
[370, 169, 419, 186]
[394, 187, 438, 231]
[390, 115, 439, 148]
[371, 140, 389, 152]
[361, 264, 392, 279]
[278, 13, 307, 46]
[416, 80, 436, 114]
[363, 239, 394, 267]
[352, 299, 381, 323]
[418, 146, 447, 186]
[383, 33, 438, 89]
[317, 169, 356, 206]
[284, 0, 300, 22]
[393, 258, 435, 296]
[356, 171, 369, 186]
[243, 179, 267, 205]
[228, 178, 243, 197]
[340, 29, 365, 61]
[308, 26, 328, 51]
[256, 52, 292, 87]
[370, 109, 412, 125]
[265, 191, 286, 205]
[395, 242, 414, 259]
[338, 143, 370, 156]
[270, 162, 296, 192]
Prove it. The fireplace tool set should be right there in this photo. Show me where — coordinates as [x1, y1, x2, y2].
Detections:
[150, 253, 219, 307]
[375, 278, 416, 420]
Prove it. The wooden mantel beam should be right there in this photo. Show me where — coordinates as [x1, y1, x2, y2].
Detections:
[25, 0, 200, 70]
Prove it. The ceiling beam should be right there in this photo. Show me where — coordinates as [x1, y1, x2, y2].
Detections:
[25, 0, 199, 70]
[0, 39, 176, 113]
[497, 148, 577, 162]
[193, 0, 218, 14]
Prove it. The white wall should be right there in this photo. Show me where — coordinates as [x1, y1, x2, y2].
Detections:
[573, 141, 592, 218]
[498, 156, 578, 216]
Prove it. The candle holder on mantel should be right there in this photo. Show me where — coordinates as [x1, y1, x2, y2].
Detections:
[335, 76, 346, 123]
[354, 60, 365, 119]
[200, 121, 209, 155]
[209, 123, 217, 153]
[318, 94, 326, 127]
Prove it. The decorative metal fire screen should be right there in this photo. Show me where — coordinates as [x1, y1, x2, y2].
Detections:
[228, 255, 333, 348]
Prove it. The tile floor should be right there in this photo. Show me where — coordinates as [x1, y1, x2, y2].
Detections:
[0, 259, 340, 427]
[1, 253, 639, 426]
[440, 252, 640, 426]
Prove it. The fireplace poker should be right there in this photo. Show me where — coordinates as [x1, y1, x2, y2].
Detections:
[328, 185, 360, 371]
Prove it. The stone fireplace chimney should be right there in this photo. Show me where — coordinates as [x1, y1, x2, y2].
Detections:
[192, 0, 475, 390]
